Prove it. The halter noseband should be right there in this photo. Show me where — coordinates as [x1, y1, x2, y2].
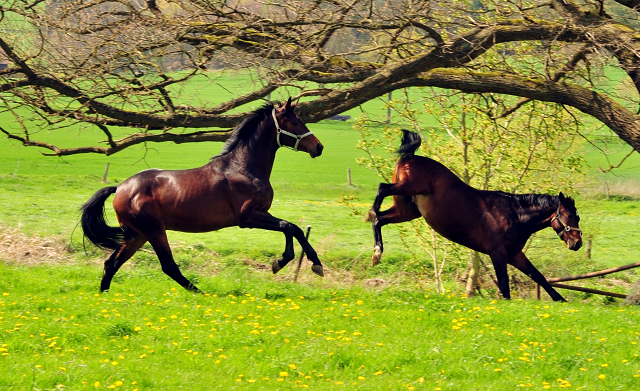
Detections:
[551, 205, 582, 239]
[272, 109, 313, 152]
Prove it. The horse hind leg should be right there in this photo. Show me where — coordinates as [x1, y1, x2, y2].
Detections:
[370, 201, 421, 266]
[146, 231, 203, 293]
[101, 235, 147, 292]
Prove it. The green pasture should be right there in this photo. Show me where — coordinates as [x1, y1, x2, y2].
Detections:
[1, 264, 640, 390]
[2, 68, 640, 390]
[1, 85, 640, 294]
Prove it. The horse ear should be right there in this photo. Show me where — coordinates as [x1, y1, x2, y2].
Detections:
[284, 97, 292, 112]
[558, 192, 565, 202]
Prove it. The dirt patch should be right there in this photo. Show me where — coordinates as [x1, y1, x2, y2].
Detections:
[0, 225, 73, 265]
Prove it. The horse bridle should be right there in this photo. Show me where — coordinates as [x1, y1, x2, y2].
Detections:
[551, 205, 582, 238]
[272, 109, 313, 151]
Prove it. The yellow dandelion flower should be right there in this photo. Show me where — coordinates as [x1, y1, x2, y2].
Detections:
[279, 371, 289, 377]
[495, 368, 502, 372]
[598, 374, 606, 379]
[111, 361, 118, 366]
[94, 382, 100, 387]
[115, 380, 123, 386]
[289, 364, 297, 370]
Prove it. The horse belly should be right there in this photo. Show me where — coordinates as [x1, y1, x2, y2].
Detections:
[413, 194, 481, 251]
[163, 199, 237, 233]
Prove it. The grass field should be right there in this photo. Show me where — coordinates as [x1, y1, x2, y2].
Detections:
[2, 71, 640, 389]
[2, 263, 640, 391]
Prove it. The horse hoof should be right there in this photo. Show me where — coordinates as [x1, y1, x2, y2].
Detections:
[272, 260, 282, 274]
[371, 246, 382, 266]
[311, 264, 324, 277]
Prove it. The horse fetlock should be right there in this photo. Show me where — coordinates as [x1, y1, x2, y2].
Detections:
[363, 209, 376, 222]
[186, 283, 204, 294]
[311, 264, 324, 277]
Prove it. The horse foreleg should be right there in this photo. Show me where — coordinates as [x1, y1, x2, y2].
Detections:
[101, 235, 147, 292]
[489, 249, 511, 299]
[370, 203, 421, 266]
[510, 251, 566, 302]
[238, 212, 323, 276]
[146, 231, 203, 293]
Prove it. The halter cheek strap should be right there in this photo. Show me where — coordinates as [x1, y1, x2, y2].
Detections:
[551, 205, 582, 238]
[272, 109, 313, 152]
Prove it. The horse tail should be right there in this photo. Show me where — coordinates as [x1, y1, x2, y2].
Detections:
[80, 186, 123, 251]
[397, 129, 421, 158]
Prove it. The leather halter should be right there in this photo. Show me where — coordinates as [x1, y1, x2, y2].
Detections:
[272, 109, 313, 151]
[551, 205, 582, 238]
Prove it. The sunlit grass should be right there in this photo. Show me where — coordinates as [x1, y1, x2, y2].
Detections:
[1, 264, 640, 390]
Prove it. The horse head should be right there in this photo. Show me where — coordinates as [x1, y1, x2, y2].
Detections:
[551, 192, 582, 251]
[272, 97, 323, 158]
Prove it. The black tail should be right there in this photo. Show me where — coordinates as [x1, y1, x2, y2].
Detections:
[80, 186, 124, 251]
[397, 129, 421, 158]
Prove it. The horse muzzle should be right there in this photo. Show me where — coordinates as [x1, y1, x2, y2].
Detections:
[309, 142, 324, 158]
[568, 237, 582, 251]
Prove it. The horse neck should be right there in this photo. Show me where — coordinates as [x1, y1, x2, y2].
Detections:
[227, 120, 279, 178]
[518, 197, 559, 234]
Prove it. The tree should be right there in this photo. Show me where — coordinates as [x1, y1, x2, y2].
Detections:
[1, 0, 640, 157]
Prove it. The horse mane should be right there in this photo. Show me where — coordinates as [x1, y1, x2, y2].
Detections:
[212, 102, 276, 158]
[397, 129, 422, 158]
[508, 193, 560, 210]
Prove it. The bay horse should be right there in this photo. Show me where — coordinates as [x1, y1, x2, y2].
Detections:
[81, 98, 324, 293]
[365, 129, 582, 301]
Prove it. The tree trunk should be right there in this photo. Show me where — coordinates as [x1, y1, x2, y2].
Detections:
[465, 250, 481, 297]
[624, 278, 640, 306]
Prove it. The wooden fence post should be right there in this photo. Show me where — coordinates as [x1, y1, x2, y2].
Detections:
[293, 226, 312, 282]
[347, 167, 352, 186]
[101, 162, 110, 183]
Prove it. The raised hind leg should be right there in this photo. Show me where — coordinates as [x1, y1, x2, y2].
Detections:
[368, 195, 421, 266]
[146, 231, 203, 293]
[100, 235, 147, 292]
[510, 251, 566, 302]
[238, 210, 323, 276]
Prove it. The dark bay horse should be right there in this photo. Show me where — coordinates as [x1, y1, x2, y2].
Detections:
[365, 130, 582, 301]
[81, 99, 324, 293]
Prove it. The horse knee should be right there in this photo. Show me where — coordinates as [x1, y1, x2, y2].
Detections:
[279, 220, 296, 236]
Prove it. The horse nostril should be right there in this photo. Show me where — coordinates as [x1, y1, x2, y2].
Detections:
[316, 143, 324, 157]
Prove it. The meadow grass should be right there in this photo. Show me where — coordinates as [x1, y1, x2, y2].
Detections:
[1, 263, 640, 390]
